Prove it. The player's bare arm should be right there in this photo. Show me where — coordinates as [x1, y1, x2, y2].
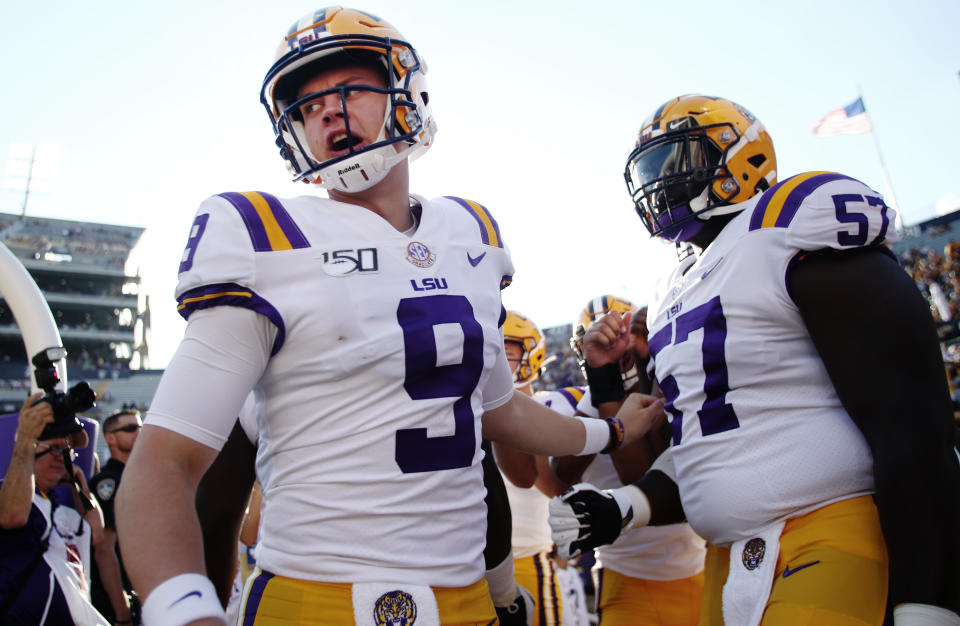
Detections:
[482, 389, 665, 456]
[116, 425, 221, 623]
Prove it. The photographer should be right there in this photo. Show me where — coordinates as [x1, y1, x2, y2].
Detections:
[0, 392, 108, 625]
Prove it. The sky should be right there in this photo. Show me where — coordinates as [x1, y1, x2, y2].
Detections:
[1, 0, 958, 368]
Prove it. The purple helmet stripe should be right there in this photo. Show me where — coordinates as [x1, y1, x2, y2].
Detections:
[176, 282, 286, 356]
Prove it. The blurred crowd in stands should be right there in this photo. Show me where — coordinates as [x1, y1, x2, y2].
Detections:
[0, 214, 142, 268]
[898, 240, 960, 406]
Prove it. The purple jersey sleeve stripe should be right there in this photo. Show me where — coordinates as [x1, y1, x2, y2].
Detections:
[748, 173, 828, 231]
[557, 387, 584, 410]
[219, 192, 273, 251]
[176, 282, 286, 356]
[257, 192, 311, 249]
[775, 173, 855, 228]
[748, 178, 789, 230]
[500, 275, 513, 291]
[748, 171, 851, 230]
[444, 196, 504, 248]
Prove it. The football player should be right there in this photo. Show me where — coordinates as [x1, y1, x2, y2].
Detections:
[553, 297, 706, 626]
[115, 8, 664, 626]
[493, 310, 586, 626]
[550, 95, 960, 625]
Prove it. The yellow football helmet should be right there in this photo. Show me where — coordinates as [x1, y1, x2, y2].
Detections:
[624, 94, 777, 243]
[261, 7, 436, 192]
[503, 311, 547, 387]
[570, 295, 636, 365]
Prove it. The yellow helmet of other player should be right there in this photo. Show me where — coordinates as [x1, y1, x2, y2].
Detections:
[569, 295, 636, 365]
[503, 310, 547, 387]
[624, 94, 777, 243]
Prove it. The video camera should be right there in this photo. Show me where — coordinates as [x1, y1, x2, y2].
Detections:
[32, 347, 96, 441]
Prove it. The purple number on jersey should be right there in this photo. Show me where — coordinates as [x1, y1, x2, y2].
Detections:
[395, 294, 484, 473]
[179, 213, 210, 274]
[832, 194, 891, 247]
[649, 296, 740, 445]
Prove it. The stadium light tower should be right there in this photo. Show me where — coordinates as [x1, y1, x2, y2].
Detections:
[3, 142, 60, 217]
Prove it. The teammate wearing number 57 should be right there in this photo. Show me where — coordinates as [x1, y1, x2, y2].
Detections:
[115, 8, 663, 626]
[551, 95, 960, 625]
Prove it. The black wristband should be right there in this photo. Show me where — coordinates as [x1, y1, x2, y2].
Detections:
[585, 363, 625, 406]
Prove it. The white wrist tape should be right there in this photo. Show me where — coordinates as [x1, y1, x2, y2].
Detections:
[576, 417, 610, 455]
[611, 485, 651, 530]
[485, 552, 519, 607]
[893, 604, 960, 626]
[141, 573, 226, 626]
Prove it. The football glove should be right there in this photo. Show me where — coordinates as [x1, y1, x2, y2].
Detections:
[494, 584, 535, 626]
[549, 483, 633, 560]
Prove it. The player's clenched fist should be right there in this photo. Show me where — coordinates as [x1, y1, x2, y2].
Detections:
[583, 310, 633, 368]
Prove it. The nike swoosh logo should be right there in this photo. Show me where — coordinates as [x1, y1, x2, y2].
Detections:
[700, 257, 724, 281]
[169, 590, 202, 608]
[467, 251, 487, 267]
[782, 560, 820, 578]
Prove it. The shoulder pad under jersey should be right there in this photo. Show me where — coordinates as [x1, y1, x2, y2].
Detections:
[441, 196, 507, 249]
[545, 387, 586, 416]
[175, 191, 308, 321]
[439, 195, 514, 290]
[745, 171, 898, 251]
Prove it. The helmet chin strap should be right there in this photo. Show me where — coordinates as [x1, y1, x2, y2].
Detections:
[695, 185, 743, 220]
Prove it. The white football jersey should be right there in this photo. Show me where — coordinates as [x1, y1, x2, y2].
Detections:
[576, 390, 706, 580]
[164, 191, 516, 586]
[503, 387, 585, 558]
[646, 172, 898, 546]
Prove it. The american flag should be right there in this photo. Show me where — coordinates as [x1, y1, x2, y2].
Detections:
[811, 97, 873, 136]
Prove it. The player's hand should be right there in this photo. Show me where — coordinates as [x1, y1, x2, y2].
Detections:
[494, 584, 535, 626]
[616, 393, 665, 447]
[16, 392, 54, 444]
[583, 310, 633, 368]
[549, 483, 631, 560]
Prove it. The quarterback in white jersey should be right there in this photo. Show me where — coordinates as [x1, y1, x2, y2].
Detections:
[115, 8, 664, 626]
[172, 189, 516, 584]
[551, 95, 960, 625]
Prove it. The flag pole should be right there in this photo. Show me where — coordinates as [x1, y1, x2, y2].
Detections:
[861, 89, 905, 234]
